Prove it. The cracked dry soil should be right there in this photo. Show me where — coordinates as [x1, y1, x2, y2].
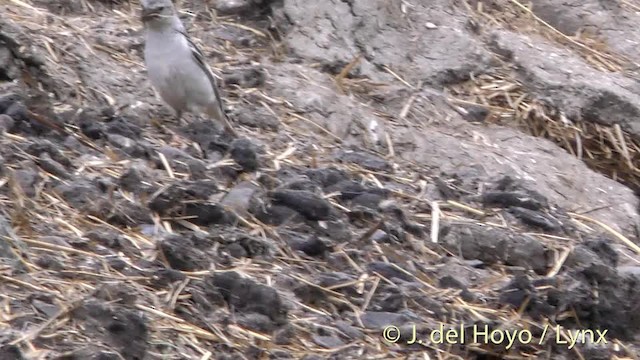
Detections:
[1, 0, 640, 359]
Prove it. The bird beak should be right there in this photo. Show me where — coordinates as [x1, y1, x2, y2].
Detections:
[141, 8, 160, 22]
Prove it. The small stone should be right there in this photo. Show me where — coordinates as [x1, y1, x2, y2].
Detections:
[359, 311, 412, 329]
[293, 236, 329, 257]
[336, 150, 390, 172]
[221, 181, 260, 216]
[230, 138, 260, 172]
[223, 67, 267, 88]
[159, 235, 211, 271]
[367, 261, 414, 282]
[312, 334, 345, 349]
[271, 189, 334, 221]
[508, 207, 562, 231]
[0, 114, 15, 132]
[107, 134, 147, 157]
[37, 152, 69, 179]
[225, 242, 248, 258]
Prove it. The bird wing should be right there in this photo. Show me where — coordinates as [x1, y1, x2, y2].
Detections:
[175, 28, 228, 120]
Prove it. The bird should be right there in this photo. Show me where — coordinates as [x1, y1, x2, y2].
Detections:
[140, 0, 237, 136]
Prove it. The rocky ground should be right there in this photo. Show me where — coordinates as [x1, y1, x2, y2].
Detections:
[1, 0, 640, 359]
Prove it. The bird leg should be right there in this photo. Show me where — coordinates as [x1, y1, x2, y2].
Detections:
[175, 110, 187, 126]
[222, 117, 238, 138]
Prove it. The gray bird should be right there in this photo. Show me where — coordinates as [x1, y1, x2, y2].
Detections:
[140, 0, 236, 136]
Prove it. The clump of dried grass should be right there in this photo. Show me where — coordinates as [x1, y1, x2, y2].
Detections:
[459, 0, 640, 191]
[448, 70, 640, 191]
[465, 0, 631, 72]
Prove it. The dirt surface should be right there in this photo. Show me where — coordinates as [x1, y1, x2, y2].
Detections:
[1, 0, 640, 359]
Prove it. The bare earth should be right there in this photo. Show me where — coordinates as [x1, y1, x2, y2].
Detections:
[1, 0, 640, 359]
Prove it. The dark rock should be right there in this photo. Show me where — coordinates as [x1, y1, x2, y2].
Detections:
[34, 254, 64, 271]
[325, 180, 367, 200]
[551, 271, 640, 341]
[347, 206, 379, 224]
[230, 138, 260, 172]
[155, 146, 207, 177]
[37, 152, 69, 179]
[482, 191, 548, 210]
[179, 118, 231, 155]
[150, 268, 187, 288]
[235, 106, 280, 130]
[222, 235, 272, 258]
[31, 296, 60, 318]
[305, 167, 349, 188]
[237, 313, 279, 333]
[564, 244, 617, 280]
[104, 116, 142, 139]
[367, 261, 414, 282]
[12, 165, 41, 198]
[118, 164, 153, 194]
[281, 177, 322, 193]
[71, 301, 148, 360]
[508, 207, 562, 231]
[25, 139, 72, 167]
[159, 235, 211, 271]
[439, 275, 466, 289]
[273, 325, 295, 345]
[148, 179, 218, 214]
[335, 321, 364, 340]
[312, 334, 345, 348]
[78, 110, 106, 139]
[252, 203, 305, 225]
[54, 179, 102, 210]
[233, 235, 272, 258]
[271, 189, 333, 220]
[0, 214, 27, 270]
[434, 177, 459, 199]
[498, 275, 555, 318]
[185, 202, 237, 226]
[461, 104, 489, 122]
[293, 284, 328, 306]
[270, 349, 293, 359]
[372, 290, 405, 312]
[224, 242, 248, 258]
[583, 238, 618, 267]
[206, 271, 288, 325]
[336, 150, 390, 171]
[351, 192, 385, 209]
[223, 66, 267, 88]
[107, 134, 147, 158]
[359, 311, 414, 329]
[312, 218, 352, 242]
[257, 173, 281, 189]
[5, 102, 45, 134]
[292, 236, 329, 257]
[244, 346, 264, 360]
[300, 355, 324, 360]
[0, 93, 22, 114]
[92, 351, 122, 360]
[0, 345, 24, 360]
[94, 283, 137, 305]
[442, 224, 548, 274]
[221, 181, 260, 216]
[107, 257, 127, 271]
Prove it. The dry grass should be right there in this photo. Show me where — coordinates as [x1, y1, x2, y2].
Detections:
[455, 0, 640, 191]
[448, 69, 640, 190]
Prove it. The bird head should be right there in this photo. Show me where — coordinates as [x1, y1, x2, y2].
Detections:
[140, 0, 175, 24]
